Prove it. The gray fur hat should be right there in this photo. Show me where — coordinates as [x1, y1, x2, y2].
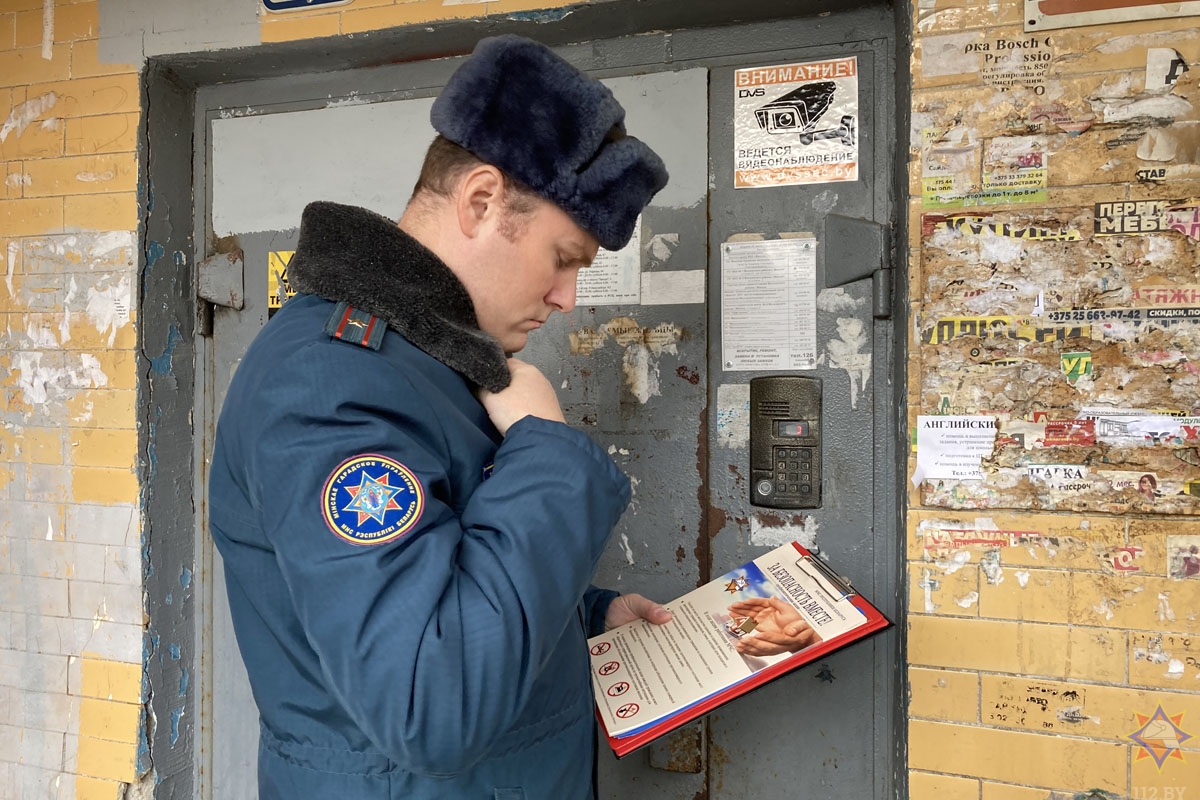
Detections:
[431, 35, 669, 251]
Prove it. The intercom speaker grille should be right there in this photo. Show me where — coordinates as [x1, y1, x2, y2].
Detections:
[757, 401, 791, 417]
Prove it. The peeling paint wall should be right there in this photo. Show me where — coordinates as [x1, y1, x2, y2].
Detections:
[15, 0, 1200, 796]
[4, 0, 671, 797]
[909, 2, 1200, 797]
[0, 0, 143, 791]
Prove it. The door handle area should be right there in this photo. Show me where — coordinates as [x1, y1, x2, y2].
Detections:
[196, 249, 245, 336]
[822, 214, 892, 319]
[197, 249, 245, 310]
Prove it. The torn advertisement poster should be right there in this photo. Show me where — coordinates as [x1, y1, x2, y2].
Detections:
[1027, 463, 1092, 495]
[1167, 535, 1200, 580]
[918, 523, 1050, 559]
[912, 415, 998, 485]
[720, 238, 817, 371]
[1093, 200, 1172, 236]
[1096, 470, 1176, 501]
[1084, 407, 1195, 443]
[979, 136, 1048, 206]
[976, 35, 1051, 93]
[999, 417, 1098, 449]
[577, 220, 642, 305]
[1026, 103, 1093, 137]
[1136, 122, 1200, 175]
[1094, 199, 1200, 237]
[922, 315, 1089, 345]
[921, 135, 1049, 207]
[1041, 418, 1097, 447]
[734, 57, 858, 188]
[922, 213, 1081, 240]
[1166, 202, 1200, 241]
[1145, 48, 1190, 94]
[1047, 307, 1200, 323]
[921, 127, 981, 209]
[1060, 351, 1092, 382]
[1081, 408, 1200, 446]
[1131, 285, 1200, 306]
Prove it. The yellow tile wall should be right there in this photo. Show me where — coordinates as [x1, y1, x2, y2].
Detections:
[9, 0, 1200, 797]
[906, 2, 1200, 798]
[0, 0, 591, 795]
[1, 1, 143, 795]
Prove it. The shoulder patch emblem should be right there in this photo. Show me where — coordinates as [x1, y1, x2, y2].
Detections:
[322, 454, 424, 546]
[324, 301, 386, 350]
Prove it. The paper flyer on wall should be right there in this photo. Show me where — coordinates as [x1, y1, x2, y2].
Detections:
[588, 541, 889, 756]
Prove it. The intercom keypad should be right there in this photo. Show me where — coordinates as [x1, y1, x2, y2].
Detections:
[774, 446, 815, 498]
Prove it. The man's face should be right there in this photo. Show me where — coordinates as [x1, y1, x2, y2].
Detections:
[471, 195, 599, 353]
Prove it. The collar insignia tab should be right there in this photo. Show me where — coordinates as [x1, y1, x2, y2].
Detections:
[324, 301, 385, 350]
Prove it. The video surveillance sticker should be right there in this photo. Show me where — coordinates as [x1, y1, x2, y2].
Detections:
[734, 57, 859, 188]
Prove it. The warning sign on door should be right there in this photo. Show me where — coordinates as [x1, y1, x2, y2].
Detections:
[268, 250, 295, 318]
[734, 57, 859, 188]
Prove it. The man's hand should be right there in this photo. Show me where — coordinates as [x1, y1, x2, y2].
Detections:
[478, 358, 566, 435]
[605, 593, 673, 631]
[728, 596, 818, 658]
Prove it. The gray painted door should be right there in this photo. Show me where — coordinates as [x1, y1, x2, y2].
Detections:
[196, 15, 896, 800]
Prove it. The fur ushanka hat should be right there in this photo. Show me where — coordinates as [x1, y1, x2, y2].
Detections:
[431, 35, 669, 251]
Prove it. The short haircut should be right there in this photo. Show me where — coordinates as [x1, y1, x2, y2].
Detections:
[412, 134, 539, 216]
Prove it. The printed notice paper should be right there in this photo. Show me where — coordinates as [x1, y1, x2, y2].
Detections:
[912, 415, 998, 485]
[576, 219, 642, 305]
[721, 238, 818, 371]
[589, 542, 889, 756]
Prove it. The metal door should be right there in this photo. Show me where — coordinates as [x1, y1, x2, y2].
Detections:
[193, 12, 898, 799]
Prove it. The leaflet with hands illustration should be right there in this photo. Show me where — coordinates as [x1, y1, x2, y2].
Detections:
[588, 541, 889, 757]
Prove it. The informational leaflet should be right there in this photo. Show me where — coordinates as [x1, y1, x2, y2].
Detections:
[588, 542, 888, 754]
[576, 220, 642, 305]
[720, 238, 817, 371]
[912, 415, 998, 483]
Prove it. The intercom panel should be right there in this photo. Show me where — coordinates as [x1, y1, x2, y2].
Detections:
[750, 376, 822, 509]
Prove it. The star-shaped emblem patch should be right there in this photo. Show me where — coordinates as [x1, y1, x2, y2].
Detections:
[343, 472, 404, 526]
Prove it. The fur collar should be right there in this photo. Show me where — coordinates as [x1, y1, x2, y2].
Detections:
[287, 201, 511, 392]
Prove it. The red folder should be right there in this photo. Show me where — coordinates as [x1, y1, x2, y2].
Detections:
[595, 542, 891, 757]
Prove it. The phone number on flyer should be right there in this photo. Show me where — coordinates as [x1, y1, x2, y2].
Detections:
[1047, 308, 1200, 323]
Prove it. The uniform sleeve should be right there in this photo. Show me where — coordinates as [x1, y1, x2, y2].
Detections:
[582, 585, 618, 637]
[249, 342, 629, 776]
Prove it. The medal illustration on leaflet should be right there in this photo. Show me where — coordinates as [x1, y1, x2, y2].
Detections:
[322, 454, 425, 546]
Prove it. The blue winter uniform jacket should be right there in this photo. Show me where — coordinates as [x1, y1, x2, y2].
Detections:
[208, 202, 628, 799]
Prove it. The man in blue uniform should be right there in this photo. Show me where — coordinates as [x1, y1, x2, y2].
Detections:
[208, 35, 672, 799]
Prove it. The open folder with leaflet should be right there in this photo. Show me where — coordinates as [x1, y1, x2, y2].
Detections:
[588, 541, 890, 757]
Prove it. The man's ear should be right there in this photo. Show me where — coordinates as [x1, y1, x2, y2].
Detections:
[456, 164, 505, 238]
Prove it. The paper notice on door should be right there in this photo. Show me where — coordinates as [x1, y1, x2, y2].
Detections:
[576, 220, 642, 305]
[720, 238, 817, 371]
[912, 415, 997, 485]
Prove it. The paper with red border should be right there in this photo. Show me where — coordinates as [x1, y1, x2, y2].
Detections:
[589, 541, 890, 757]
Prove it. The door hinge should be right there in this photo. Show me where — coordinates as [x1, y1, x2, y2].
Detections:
[196, 249, 244, 336]
[822, 214, 892, 319]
